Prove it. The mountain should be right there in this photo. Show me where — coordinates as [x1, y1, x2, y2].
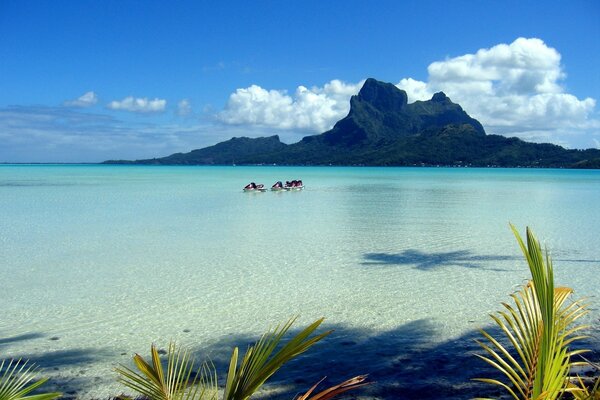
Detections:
[318, 79, 484, 147]
[106, 135, 286, 165]
[104, 78, 600, 168]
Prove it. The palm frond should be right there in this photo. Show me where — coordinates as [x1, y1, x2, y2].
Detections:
[116, 342, 218, 400]
[475, 225, 590, 400]
[295, 375, 370, 400]
[0, 359, 61, 400]
[223, 317, 332, 400]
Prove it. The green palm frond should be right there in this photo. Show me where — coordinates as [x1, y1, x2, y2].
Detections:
[116, 342, 218, 400]
[223, 317, 332, 400]
[474, 225, 590, 400]
[117, 318, 334, 400]
[0, 359, 61, 400]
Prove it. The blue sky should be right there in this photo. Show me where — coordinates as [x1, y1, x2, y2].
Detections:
[1, 0, 599, 162]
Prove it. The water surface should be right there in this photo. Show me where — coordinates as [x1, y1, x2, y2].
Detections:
[1, 165, 599, 398]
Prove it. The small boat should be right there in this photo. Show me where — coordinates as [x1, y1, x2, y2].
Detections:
[284, 180, 304, 191]
[271, 181, 285, 191]
[243, 183, 266, 192]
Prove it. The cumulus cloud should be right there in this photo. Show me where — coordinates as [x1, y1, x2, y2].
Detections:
[177, 99, 192, 116]
[107, 96, 167, 113]
[396, 78, 433, 103]
[64, 91, 98, 107]
[218, 79, 364, 132]
[396, 37, 598, 145]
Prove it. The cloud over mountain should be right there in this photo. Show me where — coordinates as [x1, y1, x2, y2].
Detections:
[218, 79, 364, 132]
[397, 37, 597, 145]
[107, 96, 167, 113]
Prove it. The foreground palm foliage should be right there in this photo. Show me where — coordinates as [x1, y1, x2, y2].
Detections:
[475, 225, 591, 400]
[116, 317, 367, 400]
[6, 226, 600, 400]
[0, 359, 61, 400]
[115, 342, 218, 400]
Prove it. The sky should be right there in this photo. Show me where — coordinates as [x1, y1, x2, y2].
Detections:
[1, 0, 599, 163]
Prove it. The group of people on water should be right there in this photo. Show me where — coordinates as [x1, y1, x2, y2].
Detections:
[272, 180, 303, 189]
[243, 179, 303, 191]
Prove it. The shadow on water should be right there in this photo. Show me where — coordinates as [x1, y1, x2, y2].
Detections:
[20, 349, 102, 369]
[554, 258, 600, 264]
[186, 320, 599, 400]
[1, 335, 111, 399]
[0, 332, 45, 347]
[1, 332, 100, 369]
[2, 321, 598, 400]
[362, 249, 516, 271]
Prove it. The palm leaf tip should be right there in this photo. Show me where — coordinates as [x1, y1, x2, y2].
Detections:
[224, 317, 332, 400]
[296, 375, 370, 400]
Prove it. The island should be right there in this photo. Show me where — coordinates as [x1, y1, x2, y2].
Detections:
[104, 78, 600, 168]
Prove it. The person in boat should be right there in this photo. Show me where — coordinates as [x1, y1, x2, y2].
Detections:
[297, 179, 303, 187]
[256, 183, 264, 189]
[285, 180, 292, 188]
[244, 182, 257, 190]
[272, 181, 283, 189]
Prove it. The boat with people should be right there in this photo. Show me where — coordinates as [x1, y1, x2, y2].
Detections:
[271, 181, 285, 191]
[243, 179, 304, 192]
[284, 180, 304, 190]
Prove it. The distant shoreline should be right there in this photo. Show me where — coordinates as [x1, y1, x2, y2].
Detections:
[3, 162, 600, 169]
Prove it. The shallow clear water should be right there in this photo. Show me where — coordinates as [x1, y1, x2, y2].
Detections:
[1, 165, 599, 398]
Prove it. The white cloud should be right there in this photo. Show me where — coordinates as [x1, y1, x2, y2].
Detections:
[64, 91, 98, 107]
[424, 38, 564, 96]
[177, 99, 192, 116]
[107, 96, 166, 113]
[396, 78, 433, 103]
[396, 37, 598, 145]
[218, 79, 364, 132]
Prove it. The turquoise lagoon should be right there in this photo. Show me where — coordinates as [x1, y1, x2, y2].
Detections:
[1, 165, 599, 398]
